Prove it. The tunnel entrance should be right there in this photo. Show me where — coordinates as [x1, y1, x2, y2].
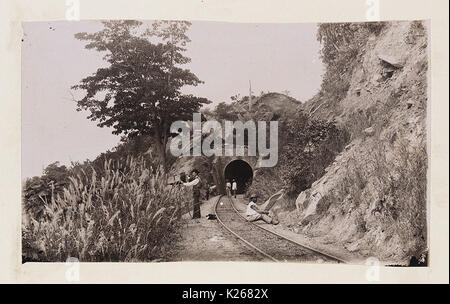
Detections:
[224, 159, 253, 194]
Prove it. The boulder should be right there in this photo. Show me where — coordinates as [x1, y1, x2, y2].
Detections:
[304, 191, 323, 218]
[295, 189, 310, 212]
[378, 53, 405, 68]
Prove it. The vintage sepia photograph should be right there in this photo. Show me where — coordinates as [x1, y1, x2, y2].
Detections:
[21, 19, 429, 266]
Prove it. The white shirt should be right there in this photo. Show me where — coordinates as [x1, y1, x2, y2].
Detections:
[183, 177, 200, 186]
[226, 182, 231, 189]
[246, 202, 258, 216]
[232, 182, 237, 190]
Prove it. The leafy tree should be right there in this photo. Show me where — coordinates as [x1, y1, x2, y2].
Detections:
[43, 162, 69, 183]
[72, 20, 210, 170]
[23, 162, 69, 219]
[213, 102, 239, 121]
[216, 94, 258, 121]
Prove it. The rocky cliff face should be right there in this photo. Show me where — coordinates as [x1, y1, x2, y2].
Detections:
[281, 21, 428, 265]
[167, 21, 428, 264]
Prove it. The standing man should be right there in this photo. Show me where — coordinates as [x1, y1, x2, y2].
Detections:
[225, 179, 232, 197]
[183, 169, 202, 219]
[205, 182, 210, 201]
[232, 179, 238, 198]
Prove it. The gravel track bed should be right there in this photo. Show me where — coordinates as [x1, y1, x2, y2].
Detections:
[216, 197, 340, 263]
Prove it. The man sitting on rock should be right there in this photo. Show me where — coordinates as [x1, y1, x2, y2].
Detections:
[246, 194, 279, 225]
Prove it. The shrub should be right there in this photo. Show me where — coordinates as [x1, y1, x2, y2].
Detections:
[22, 156, 187, 262]
[246, 109, 349, 206]
[23, 162, 70, 220]
[279, 110, 349, 197]
[317, 22, 386, 103]
[334, 139, 427, 260]
[213, 102, 240, 121]
[23, 136, 156, 221]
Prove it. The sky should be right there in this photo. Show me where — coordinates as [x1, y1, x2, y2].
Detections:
[22, 20, 324, 179]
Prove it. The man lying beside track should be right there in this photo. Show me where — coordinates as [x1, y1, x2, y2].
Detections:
[246, 194, 279, 225]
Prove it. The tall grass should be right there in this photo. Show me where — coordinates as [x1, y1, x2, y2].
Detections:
[22, 156, 187, 262]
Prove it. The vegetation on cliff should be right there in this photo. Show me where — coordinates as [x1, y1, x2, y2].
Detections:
[281, 21, 428, 264]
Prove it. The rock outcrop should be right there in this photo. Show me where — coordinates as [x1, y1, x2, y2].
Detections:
[284, 21, 428, 265]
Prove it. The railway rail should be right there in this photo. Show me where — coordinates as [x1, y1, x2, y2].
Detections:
[214, 195, 344, 263]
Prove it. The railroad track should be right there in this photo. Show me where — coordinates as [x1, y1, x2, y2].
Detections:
[214, 195, 344, 263]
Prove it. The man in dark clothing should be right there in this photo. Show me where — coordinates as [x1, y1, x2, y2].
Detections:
[205, 182, 210, 201]
[183, 169, 202, 219]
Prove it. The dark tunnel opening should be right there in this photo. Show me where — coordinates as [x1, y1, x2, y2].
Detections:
[224, 159, 253, 194]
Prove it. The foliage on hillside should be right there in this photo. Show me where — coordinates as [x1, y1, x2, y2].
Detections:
[283, 21, 429, 264]
[23, 136, 153, 221]
[23, 156, 188, 262]
[279, 110, 349, 198]
[22, 135, 191, 262]
[213, 102, 240, 121]
[317, 22, 386, 103]
[247, 109, 349, 204]
[24, 162, 70, 220]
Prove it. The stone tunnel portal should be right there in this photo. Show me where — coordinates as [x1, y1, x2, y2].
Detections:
[224, 159, 253, 194]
